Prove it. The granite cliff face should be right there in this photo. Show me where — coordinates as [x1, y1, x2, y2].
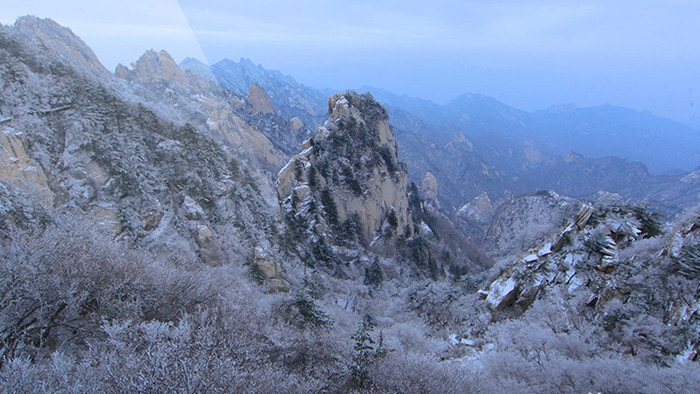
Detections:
[276, 92, 494, 276]
[114, 50, 286, 172]
[0, 17, 287, 280]
[247, 83, 275, 115]
[0, 128, 53, 205]
[277, 92, 414, 251]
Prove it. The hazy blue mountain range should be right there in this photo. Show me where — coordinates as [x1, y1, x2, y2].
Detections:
[178, 58, 700, 176]
[362, 86, 700, 175]
[173, 58, 700, 214]
[2, 17, 700, 392]
[181, 57, 327, 128]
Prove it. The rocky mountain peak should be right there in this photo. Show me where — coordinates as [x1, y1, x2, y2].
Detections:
[8, 16, 109, 79]
[127, 49, 190, 87]
[179, 57, 216, 82]
[326, 92, 395, 148]
[277, 92, 414, 263]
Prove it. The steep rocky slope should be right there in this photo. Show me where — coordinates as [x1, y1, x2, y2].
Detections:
[205, 58, 327, 130]
[0, 17, 288, 282]
[115, 50, 287, 172]
[277, 92, 414, 260]
[479, 200, 699, 360]
[277, 92, 492, 276]
[181, 57, 318, 157]
[1, 16, 699, 392]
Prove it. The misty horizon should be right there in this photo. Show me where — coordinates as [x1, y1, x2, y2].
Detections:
[2, 5, 700, 392]
[2, 0, 699, 129]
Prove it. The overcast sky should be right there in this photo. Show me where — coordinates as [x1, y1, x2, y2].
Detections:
[3, 0, 699, 128]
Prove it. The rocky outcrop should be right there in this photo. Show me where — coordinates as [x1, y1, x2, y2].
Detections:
[253, 246, 290, 292]
[663, 209, 700, 279]
[457, 192, 494, 225]
[0, 18, 283, 273]
[479, 201, 700, 361]
[129, 50, 191, 87]
[422, 172, 439, 207]
[0, 127, 52, 205]
[481, 201, 659, 310]
[289, 117, 305, 134]
[277, 92, 414, 257]
[247, 83, 274, 114]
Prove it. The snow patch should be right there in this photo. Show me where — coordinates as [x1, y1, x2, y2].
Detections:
[538, 243, 552, 257]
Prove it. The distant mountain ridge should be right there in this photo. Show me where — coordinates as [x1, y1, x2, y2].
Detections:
[23, 16, 691, 218]
[136, 56, 700, 215]
[362, 86, 700, 175]
[180, 57, 327, 129]
[3, 17, 700, 392]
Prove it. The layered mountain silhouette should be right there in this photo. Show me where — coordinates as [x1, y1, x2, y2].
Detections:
[2, 16, 700, 392]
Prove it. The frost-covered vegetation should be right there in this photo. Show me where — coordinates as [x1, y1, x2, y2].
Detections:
[0, 207, 699, 393]
[2, 15, 700, 393]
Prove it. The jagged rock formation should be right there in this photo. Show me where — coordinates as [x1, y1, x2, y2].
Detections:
[276, 92, 493, 277]
[205, 58, 327, 129]
[129, 49, 191, 87]
[247, 83, 274, 114]
[422, 171, 439, 207]
[0, 16, 286, 272]
[114, 49, 286, 172]
[484, 203, 660, 309]
[479, 200, 699, 358]
[6, 16, 700, 393]
[181, 57, 318, 157]
[277, 92, 414, 253]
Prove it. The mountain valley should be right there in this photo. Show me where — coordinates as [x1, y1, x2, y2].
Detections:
[0, 16, 699, 393]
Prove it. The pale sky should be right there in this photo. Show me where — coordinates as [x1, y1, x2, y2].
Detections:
[3, 0, 699, 128]
[0, 0, 208, 69]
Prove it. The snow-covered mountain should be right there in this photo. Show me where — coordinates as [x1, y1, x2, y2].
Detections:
[1, 16, 699, 393]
